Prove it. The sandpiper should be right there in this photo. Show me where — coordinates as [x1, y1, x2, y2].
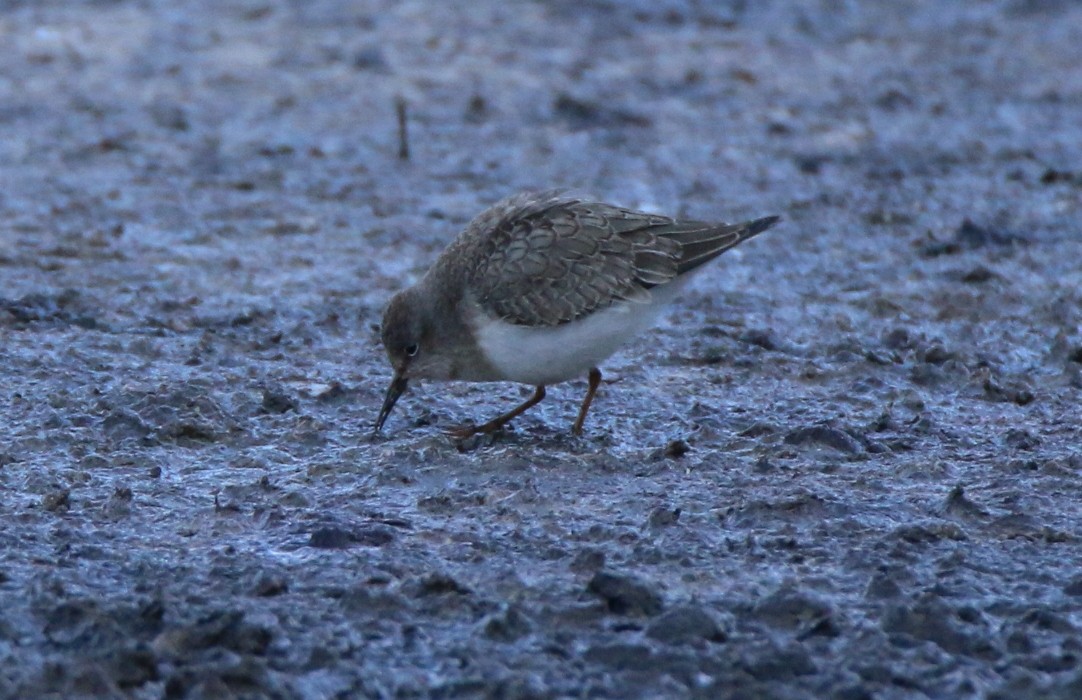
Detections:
[375, 190, 779, 438]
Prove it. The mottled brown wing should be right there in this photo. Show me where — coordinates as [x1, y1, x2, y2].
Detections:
[463, 192, 690, 327]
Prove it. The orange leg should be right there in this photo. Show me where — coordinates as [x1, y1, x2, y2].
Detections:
[447, 385, 546, 439]
[571, 367, 602, 436]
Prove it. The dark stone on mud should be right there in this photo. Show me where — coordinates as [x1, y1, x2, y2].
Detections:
[570, 548, 606, 574]
[339, 586, 411, 617]
[0, 290, 99, 328]
[160, 420, 220, 442]
[741, 641, 817, 680]
[922, 218, 1028, 257]
[738, 328, 781, 351]
[795, 154, 826, 174]
[1064, 576, 1082, 597]
[553, 92, 651, 130]
[464, 93, 488, 123]
[955, 218, 1027, 247]
[645, 604, 729, 644]
[260, 387, 298, 414]
[314, 380, 350, 402]
[865, 572, 903, 599]
[163, 656, 279, 700]
[882, 598, 998, 658]
[943, 484, 989, 520]
[53, 661, 122, 698]
[753, 586, 835, 633]
[44, 600, 121, 647]
[1005, 428, 1041, 451]
[488, 674, 552, 700]
[130, 387, 240, 444]
[833, 684, 877, 700]
[355, 523, 397, 546]
[909, 362, 946, 387]
[890, 521, 968, 544]
[581, 642, 652, 670]
[1039, 168, 1082, 185]
[752, 456, 776, 473]
[646, 505, 681, 528]
[308, 524, 394, 549]
[984, 375, 1035, 405]
[42, 488, 71, 512]
[251, 572, 289, 597]
[918, 343, 956, 364]
[148, 100, 189, 131]
[407, 572, 472, 597]
[739, 422, 777, 438]
[352, 45, 388, 72]
[582, 642, 698, 680]
[663, 439, 690, 458]
[153, 610, 273, 657]
[784, 425, 864, 454]
[587, 571, 664, 616]
[481, 604, 534, 642]
[102, 645, 159, 689]
[882, 327, 915, 350]
[960, 265, 998, 283]
[102, 408, 154, 443]
[1020, 607, 1077, 634]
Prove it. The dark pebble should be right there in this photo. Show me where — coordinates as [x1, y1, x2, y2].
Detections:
[664, 439, 690, 458]
[645, 604, 728, 644]
[647, 506, 681, 528]
[882, 599, 996, 658]
[260, 387, 297, 414]
[308, 526, 356, 549]
[753, 586, 835, 632]
[481, 605, 533, 642]
[408, 572, 471, 597]
[1064, 576, 1082, 597]
[1005, 428, 1041, 451]
[742, 641, 817, 680]
[251, 572, 289, 597]
[587, 571, 663, 616]
[43, 489, 72, 512]
[784, 425, 864, 454]
[865, 573, 903, 599]
[570, 548, 606, 574]
[153, 610, 272, 657]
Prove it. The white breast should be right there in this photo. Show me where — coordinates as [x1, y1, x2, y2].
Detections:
[472, 283, 685, 386]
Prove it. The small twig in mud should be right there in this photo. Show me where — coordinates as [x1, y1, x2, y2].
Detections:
[395, 96, 410, 161]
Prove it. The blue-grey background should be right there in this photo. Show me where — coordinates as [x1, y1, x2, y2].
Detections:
[1, 1, 1080, 697]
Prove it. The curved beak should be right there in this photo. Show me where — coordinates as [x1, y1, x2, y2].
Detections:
[374, 373, 409, 433]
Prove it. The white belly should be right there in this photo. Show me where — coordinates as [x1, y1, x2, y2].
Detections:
[472, 284, 683, 386]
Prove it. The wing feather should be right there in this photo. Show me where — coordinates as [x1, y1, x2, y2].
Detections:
[452, 191, 778, 327]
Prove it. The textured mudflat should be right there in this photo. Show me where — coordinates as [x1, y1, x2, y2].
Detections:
[1, 1, 1081, 698]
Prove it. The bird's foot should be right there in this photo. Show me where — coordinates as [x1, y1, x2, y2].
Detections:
[445, 419, 510, 441]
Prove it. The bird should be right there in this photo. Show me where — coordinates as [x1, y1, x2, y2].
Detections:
[374, 190, 779, 439]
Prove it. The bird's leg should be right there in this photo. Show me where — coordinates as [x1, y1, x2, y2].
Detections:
[447, 385, 547, 439]
[571, 367, 602, 436]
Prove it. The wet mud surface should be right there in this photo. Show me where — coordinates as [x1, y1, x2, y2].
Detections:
[2, 1, 1082, 698]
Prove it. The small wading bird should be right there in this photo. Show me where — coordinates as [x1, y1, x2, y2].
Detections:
[375, 190, 779, 439]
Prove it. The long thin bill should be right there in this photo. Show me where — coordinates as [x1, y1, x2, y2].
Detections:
[374, 374, 409, 433]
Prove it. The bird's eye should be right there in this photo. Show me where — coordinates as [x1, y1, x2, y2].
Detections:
[405, 343, 419, 357]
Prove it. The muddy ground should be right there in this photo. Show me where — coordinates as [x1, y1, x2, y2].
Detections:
[2, 1, 1082, 698]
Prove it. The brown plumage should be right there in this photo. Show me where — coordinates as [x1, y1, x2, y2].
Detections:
[437, 190, 778, 327]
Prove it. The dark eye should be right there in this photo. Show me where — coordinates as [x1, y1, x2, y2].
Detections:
[405, 343, 419, 357]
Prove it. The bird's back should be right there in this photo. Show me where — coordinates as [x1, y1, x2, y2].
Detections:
[434, 191, 779, 328]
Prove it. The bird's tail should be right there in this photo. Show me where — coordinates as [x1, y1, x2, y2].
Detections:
[663, 215, 781, 275]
